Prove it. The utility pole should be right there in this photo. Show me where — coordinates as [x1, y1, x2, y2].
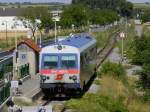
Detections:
[40, 31, 42, 48]
[13, 21, 18, 80]
[120, 32, 125, 62]
[52, 14, 60, 43]
[54, 20, 57, 43]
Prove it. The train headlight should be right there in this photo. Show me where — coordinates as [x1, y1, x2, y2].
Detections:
[72, 76, 77, 81]
[41, 75, 46, 82]
[69, 75, 77, 82]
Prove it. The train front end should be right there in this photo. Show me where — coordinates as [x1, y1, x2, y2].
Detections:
[39, 44, 80, 94]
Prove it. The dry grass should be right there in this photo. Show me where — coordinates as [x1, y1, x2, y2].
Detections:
[0, 31, 27, 40]
[128, 99, 150, 112]
[100, 76, 128, 100]
[13, 97, 35, 106]
[99, 75, 150, 112]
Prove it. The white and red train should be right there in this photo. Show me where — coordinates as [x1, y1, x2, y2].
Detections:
[39, 34, 97, 94]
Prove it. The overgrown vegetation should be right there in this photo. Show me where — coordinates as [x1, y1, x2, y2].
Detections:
[92, 26, 119, 47]
[65, 93, 128, 112]
[117, 19, 136, 59]
[131, 27, 150, 102]
[65, 61, 150, 112]
[141, 10, 150, 23]
[99, 61, 126, 78]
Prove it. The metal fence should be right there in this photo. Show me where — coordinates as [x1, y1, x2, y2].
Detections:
[19, 64, 29, 78]
[0, 82, 10, 105]
[0, 64, 13, 80]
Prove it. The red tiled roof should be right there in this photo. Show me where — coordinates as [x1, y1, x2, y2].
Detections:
[10, 38, 41, 53]
[19, 38, 41, 53]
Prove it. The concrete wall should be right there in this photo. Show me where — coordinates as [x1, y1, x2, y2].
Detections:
[28, 48, 37, 77]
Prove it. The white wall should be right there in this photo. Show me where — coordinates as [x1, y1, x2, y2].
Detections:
[0, 16, 29, 31]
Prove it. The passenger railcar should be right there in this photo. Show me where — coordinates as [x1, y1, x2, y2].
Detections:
[39, 34, 97, 94]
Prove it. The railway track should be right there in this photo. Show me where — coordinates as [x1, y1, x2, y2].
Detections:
[36, 93, 68, 112]
[96, 32, 119, 68]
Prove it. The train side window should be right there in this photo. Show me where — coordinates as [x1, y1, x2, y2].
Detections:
[83, 53, 87, 63]
[80, 56, 84, 65]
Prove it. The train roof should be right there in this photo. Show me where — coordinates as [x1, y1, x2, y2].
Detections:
[58, 34, 96, 52]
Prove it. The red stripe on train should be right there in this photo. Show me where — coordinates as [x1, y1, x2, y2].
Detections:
[40, 69, 80, 74]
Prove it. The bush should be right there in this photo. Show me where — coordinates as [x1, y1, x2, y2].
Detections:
[143, 89, 150, 102]
[99, 61, 126, 78]
[65, 93, 128, 112]
[137, 64, 150, 102]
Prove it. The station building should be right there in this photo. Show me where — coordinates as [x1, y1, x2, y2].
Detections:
[12, 38, 41, 79]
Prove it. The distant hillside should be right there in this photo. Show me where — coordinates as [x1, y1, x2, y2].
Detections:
[134, 3, 150, 10]
[0, 2, 67, 8]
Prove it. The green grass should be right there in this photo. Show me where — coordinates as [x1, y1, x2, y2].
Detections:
[143, 26, 150, 37]
[92, 26, 119, 48]
[65, 93, 128, 112]
[65, 75, 150, 112]
[134, 3, 150, 10]
[0, 36, 25, 50]
[64, 58, 150, 112]
[93, 79, 101, 85]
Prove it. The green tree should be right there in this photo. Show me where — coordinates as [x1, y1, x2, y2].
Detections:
[19, 7, 52, 40]
[72, 0, 133, 17]
[132, 35, 150, 101]
[89, 9, 119, 25]
[141, 10, 150, 23]
[60, 4, 89, 28]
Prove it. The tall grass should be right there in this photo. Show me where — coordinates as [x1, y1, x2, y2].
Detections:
[65, 60, 150, 112]
[100, 76, 150, 112]
[65, 92, 128, 112]
[0, 36, 25, 50]
[92, 26, 118, 48]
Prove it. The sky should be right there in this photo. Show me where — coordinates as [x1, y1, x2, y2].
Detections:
[0, 0, 149, 3]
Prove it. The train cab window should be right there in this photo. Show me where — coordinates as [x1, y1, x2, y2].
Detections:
[43, 55, 58, 69]
[61, 55, 76, 69]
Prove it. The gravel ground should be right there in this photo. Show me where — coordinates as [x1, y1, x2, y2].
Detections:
[88, 84, 100, 93]
[107, 47, 142, 76]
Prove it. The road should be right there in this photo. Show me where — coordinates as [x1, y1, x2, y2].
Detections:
[135, 24, 143, 37]
[107, 47, 142, 76]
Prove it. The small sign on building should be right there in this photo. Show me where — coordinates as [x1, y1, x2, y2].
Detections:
[11, 81, 18, 88]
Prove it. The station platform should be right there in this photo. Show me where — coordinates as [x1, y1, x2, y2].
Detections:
[18, 75, 41, 99]
[22, 106, 52, 112]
